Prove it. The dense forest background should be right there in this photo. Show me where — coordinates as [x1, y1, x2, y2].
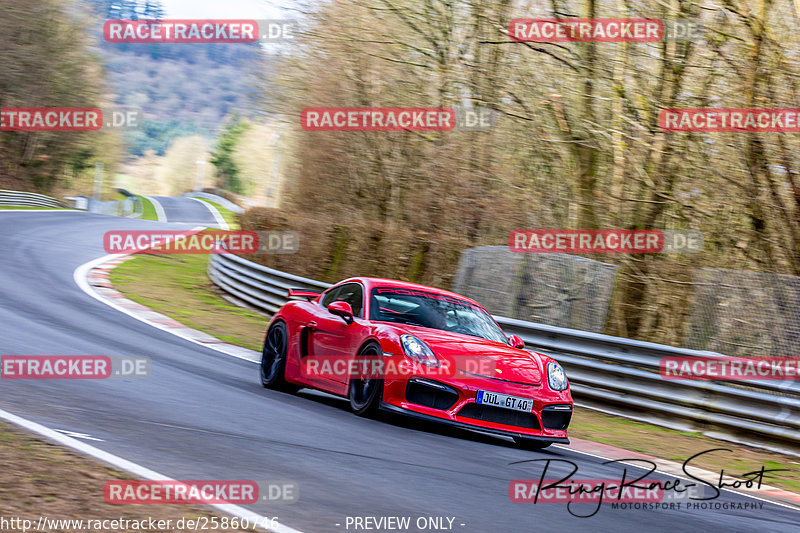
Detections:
[246, 0, 800, 346]
[2, 0, 799, 347]
[0, 0, 268, 196]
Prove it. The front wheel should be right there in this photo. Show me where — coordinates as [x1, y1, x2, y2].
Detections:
[514, 436, 552, 450]
[349, 342, 384, 416]
[261, 321, 298, 392]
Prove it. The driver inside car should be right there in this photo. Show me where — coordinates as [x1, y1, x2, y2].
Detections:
[416, 301, 448, 330]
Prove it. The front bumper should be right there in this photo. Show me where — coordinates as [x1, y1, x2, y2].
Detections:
[382, 372, 572, 442]
[379, 401, 570, 444]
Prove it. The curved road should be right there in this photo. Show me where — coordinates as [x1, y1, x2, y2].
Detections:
[148, 196, 222, 226]
[0, 209, 798, 533]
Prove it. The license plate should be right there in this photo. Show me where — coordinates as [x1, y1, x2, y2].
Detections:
[476, 390, 534, 413]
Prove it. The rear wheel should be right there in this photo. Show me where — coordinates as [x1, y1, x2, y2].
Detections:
[349, 342, 383, 416]
[261, 322, 298, 392]
[514, 436, 552, 450]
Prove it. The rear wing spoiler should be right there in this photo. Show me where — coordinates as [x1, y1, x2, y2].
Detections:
[287, 288, 322, 301]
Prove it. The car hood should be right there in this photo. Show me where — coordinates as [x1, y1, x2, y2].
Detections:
[400, 327, 543, 385]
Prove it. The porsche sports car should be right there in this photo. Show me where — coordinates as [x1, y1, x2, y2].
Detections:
[259, 277, 572, 449]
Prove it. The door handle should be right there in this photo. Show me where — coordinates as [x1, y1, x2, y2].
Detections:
[308, 321, 318, 329]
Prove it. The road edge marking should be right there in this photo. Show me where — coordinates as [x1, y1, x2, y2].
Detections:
[190, 197, 229, 230]
[142, 196, 167, 222]
[0, 407, 301, 533]
[74, 252, 260, 364]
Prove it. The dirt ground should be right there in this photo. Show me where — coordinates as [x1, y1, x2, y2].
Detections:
[0, 421, 267, 532]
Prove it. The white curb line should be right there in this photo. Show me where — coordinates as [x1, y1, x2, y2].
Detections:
[0, 408, 301, 533]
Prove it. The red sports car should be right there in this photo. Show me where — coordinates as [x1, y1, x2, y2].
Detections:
[259, 278, 572, 449]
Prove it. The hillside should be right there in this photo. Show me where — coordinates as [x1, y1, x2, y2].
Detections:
[89, 0, 271, 156]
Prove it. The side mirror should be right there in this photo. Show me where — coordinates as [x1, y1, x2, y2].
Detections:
[508, 334, 525, 349]
[328, 301, 354, 324]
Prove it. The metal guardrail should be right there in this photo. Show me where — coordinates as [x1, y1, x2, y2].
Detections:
[116, 189, 144, 218]
[0, 189, 141, 217]
[208, 253, 800, 450]
[497, 318, 800, 447]
[0, 189, 69, 208]
[208, 253, 330, 314]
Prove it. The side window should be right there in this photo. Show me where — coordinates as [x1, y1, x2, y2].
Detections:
[332, 283, 364, 318]
[320, 287, 340, 308]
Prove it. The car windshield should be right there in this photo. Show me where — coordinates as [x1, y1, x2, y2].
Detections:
[369, 287, 509, 344]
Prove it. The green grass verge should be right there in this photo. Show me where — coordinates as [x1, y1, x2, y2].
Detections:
[194, 198, 239, 229]
[110, 254, 265, 350]
[137, 195, 159, 221]
[109, 253, 800, 495]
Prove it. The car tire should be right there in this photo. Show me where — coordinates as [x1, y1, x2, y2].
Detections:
[261, 321, 298, 392]
[349, 342, 384, 417]
[514, 437, 552, 450]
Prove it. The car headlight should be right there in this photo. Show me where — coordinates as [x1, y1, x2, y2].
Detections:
[400, 334, 439, 367]
[547, 361, 568, 391]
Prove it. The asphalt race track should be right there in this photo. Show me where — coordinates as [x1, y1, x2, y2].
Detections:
[1, 209, 798, 533]
[148, 196, 220, 225]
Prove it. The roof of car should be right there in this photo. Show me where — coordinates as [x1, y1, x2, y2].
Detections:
[335, 277, 486, 309]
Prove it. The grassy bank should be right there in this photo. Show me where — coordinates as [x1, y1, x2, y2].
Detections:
[194, 198, 240, 229]
[110, 254, 265, 350]
[137, 196, 159, 221]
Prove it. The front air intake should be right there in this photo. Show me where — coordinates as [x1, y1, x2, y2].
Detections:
[405, 379, 459, 410]
[541, 404, 572, 430]
[457, 403, 541, 429]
